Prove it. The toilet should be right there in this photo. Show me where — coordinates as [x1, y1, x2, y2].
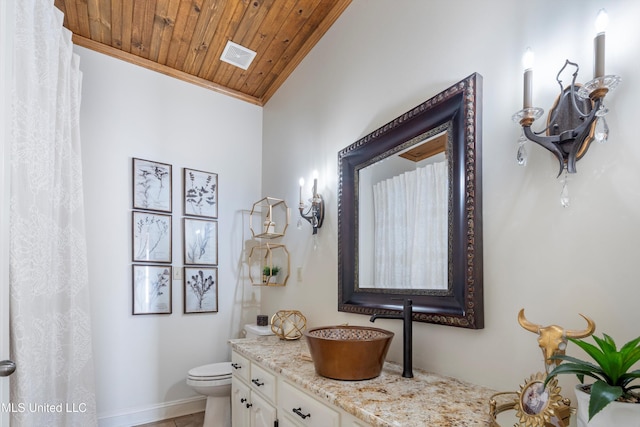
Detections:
[186, 324, 275, 427]
[187, 362, 232, 427]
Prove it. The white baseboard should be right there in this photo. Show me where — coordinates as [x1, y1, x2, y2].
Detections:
[98, 396, 206, 427]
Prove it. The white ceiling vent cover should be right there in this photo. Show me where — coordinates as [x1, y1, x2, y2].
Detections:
[220, 40, 257, 70]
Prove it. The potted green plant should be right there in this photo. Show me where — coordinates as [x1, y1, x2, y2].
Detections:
[544, 333, 640, 426]
[262, 265, 280, 284]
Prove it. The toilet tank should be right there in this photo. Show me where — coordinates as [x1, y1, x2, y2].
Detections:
[244, 323, 274, 339]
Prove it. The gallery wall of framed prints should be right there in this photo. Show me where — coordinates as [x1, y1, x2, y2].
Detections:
[131, 158, 219, 315]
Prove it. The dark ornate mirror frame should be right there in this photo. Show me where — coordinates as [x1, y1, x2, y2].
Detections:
[337, 73, 484, 329]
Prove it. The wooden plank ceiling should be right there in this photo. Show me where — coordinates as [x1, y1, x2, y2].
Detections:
[53, 0, 352, 105]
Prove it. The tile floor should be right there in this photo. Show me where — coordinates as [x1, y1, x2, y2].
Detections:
[134, 411, 204, 427]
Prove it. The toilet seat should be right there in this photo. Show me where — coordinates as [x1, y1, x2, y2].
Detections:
[187, 362, 232, 383]
[188, 362, 231, 377]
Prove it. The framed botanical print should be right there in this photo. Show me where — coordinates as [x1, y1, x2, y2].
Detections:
[184, 168, 218, 218]
[183, 218, 218, 265]
[184, 267, 218, 313]
[132, 265, 172, 315]
[132, 211, 172, 263]
[133, 158, 172, 212]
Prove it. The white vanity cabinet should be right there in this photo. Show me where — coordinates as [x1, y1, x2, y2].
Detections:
[231, 351, 277, 427]
[232, 350, 372, 427]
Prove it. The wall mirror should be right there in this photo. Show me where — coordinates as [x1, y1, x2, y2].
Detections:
[338, 73, 483, 328]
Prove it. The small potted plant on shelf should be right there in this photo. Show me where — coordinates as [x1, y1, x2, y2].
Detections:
[544, 333, 640, 427]
[262, 265, 280, 284]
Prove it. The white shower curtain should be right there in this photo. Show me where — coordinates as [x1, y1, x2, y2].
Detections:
[10, 1, 97, 425]
[373, 161, 448, 289]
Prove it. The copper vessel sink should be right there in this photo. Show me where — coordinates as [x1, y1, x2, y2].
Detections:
[304, 326, 394, 380]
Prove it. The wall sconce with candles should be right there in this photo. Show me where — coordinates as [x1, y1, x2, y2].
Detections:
[512, 9, 621, 183]
[298, 171, 325, 235]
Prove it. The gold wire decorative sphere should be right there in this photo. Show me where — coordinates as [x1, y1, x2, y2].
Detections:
[270, 310, 307, 340]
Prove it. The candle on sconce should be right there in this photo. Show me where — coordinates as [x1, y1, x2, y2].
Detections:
[594, 9, 608, 79]
[522, 47, 534, 109]
[298, 177, 304, 205]
[312, 170, 319, 198]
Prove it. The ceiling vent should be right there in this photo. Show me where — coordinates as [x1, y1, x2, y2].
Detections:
[220, 40, 257, 70]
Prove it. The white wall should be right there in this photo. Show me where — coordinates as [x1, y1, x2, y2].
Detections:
[76, 46, 263, 424]
[262, 0, 640, 400]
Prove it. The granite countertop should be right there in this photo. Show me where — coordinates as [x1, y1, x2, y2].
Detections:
[229, 336, 497, 427]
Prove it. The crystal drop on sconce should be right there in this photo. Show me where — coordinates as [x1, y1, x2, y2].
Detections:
[560, 172, 570, 208]
[517, 131, 528, 166]
[594, 116, 609, 144]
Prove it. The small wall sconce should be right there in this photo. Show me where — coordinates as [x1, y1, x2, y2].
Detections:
[512, 9, 621, 177]
[298, 171, 325, 235]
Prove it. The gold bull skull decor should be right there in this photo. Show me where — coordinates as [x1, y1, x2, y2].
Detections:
[489, 309, 596, 427]
[518, 308, 596, 374]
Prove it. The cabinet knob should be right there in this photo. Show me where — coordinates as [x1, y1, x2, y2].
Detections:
[231, 363, 241, 369]
[251, 378, 264, 387]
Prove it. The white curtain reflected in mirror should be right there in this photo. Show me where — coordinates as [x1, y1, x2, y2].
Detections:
[372, 160, 448, 289]
[358, 131, 449, 291]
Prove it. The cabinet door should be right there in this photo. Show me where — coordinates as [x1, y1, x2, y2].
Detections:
[232, 377, 251, 427]
[250, 391, 277, 427]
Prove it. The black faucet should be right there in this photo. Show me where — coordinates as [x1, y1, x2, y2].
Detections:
[369, 298, 413, 378]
